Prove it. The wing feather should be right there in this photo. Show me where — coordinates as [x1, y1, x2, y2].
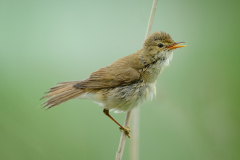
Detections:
[74, 67, 140, 89]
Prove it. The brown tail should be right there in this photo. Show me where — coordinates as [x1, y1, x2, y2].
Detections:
[41, 81, 84, 110]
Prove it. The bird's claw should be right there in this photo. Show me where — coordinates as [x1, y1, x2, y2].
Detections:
[119, 126, 131, 138]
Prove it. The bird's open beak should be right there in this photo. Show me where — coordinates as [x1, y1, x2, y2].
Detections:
[166, 42, 186, 50]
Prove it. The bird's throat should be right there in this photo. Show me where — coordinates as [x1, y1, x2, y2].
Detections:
[140, 51, 173, 83]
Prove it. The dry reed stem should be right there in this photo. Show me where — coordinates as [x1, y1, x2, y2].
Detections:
[115, 1, 158, 159]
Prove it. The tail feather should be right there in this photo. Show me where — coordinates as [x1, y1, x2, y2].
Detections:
[41, 81, 84, 110]
[42, 85, 73, 99]
[43, 81, 80, 95]
[57, 81, 79, 85]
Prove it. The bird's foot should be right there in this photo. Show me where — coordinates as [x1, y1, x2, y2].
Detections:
[119, 126, 131, 138]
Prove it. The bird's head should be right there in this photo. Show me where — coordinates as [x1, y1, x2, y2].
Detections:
[143, 31, 186, 57]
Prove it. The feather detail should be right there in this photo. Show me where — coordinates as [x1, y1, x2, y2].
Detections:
[41, 81, 84, 110]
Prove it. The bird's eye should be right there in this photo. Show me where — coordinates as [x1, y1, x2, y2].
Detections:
[158, 43, 163, 48]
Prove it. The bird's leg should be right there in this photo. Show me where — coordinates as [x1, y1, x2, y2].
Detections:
[103, 109, 131, 138]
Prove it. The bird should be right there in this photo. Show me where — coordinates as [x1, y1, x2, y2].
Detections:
[41, 31, 186, 138]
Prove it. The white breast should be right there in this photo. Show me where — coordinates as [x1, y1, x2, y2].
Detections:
[145, 82, 156, 101]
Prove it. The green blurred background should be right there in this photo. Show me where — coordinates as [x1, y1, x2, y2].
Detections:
[1, 0, 240, 159]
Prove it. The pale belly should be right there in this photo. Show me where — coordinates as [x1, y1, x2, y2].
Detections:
[77, 81, 156, 113]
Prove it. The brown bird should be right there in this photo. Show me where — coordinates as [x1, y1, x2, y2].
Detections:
[41, 31, 186, 138]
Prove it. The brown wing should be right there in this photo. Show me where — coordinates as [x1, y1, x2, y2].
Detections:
[74, 66, 140, 89]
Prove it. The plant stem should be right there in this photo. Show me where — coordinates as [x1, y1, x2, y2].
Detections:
[115, 109, 133, 160]
[115, 1, 158, 160]
[131, 0, 158, 160]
